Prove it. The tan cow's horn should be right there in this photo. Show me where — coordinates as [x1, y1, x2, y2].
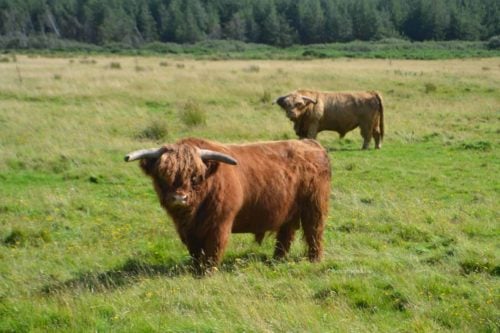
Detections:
[124, 147, 166, 162]
[301, 96, 317, 104]
[198, 149, 238, 165]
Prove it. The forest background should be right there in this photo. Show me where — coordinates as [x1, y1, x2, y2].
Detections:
[1, 0, 499, 52]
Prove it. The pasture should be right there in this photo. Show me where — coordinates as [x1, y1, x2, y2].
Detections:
[0, 55, 498, 332]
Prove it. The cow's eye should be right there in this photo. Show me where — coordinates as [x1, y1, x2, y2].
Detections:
[191, 175, 202, 186]
[294, 102, 302, 108]
[173, 176, 183, 188]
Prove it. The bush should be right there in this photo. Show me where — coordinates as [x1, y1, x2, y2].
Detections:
[109, 62, 121, 69]
[259, 90, 272, 104]
[80, 58, 97, 65]
[459, 141, 492, 151]
[141, 42, 183, 54]
[243, 65, 260, 73]
[486, 35, 500, 50]
[180, 100, 206, 127]
[3, 228, 51, 247]
[136, 120, 168, 141]
[424, 83, 437, 93]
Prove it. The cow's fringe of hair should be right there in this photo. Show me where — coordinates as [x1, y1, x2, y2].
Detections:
[158, 145, 206, 185]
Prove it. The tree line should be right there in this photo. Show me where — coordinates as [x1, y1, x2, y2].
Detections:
[1, 0, 499, 47]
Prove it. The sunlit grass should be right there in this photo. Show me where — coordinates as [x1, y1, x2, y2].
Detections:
[0, 55, 498, 332]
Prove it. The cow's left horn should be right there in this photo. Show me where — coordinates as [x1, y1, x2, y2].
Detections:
[198, 149, 238, 165]
[301, 96, 317, 104]
[124, 147, 166, 162]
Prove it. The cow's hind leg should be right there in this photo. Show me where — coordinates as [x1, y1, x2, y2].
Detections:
[273, 218, 299, 260]
[301, 202, 326, 262]
[360, 123, 373, 150]
[372, 117, 382, 149]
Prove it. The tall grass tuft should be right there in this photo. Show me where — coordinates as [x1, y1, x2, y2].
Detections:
[424, 82, 437, 93]
[136, 120, 169, 141]
[259, 90, 272, 104]
[243, 64, 260, 73]
[180, 100, 206, 127]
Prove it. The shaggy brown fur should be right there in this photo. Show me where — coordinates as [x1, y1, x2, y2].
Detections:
[134, 138, 331, 271]
[276, 89, 384, 149]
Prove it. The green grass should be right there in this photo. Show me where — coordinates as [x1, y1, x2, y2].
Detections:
[4, 39, 500, 60]
[0, 56, 498, 332]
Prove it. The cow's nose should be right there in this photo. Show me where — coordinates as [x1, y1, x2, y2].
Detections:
[173, 193, 187, 201]
[276, 96, 285, 106]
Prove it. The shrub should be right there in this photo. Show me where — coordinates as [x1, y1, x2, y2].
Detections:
[459, 141, 492, 151]
[3, 229, 26, 246]
[141, 42, 183, 54]
[259, 90, 272, 103]
[243, 65, 260, 73]
[486, 35, 500, 50]
[80, 58, 97, 65]
[302, 50, 328, 58]
[424, 82, 437, 93]
[136, 120, 168, 141]
[180, 100, 206, 127]
[109, 62, 121, 69]
[3, 228, 51, 247]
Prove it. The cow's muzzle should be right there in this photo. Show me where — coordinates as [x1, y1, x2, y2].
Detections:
[168, 193, 189, 206]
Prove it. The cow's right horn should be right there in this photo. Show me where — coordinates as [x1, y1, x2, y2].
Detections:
[124, 147, 166, 162]
[198, 149, 238, 165]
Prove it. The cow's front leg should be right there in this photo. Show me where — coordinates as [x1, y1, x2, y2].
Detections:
[198, 220, 232, 273]
[185, 236, 204, 271]
[306, 122, 319, 139]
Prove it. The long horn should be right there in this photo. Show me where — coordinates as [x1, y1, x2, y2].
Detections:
[124, 147, 166, 162]
[301, 96, 317, 104]
[198, 149, 238, 165]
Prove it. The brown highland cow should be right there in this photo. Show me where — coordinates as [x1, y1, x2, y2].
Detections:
[275, 89, 384, 149]
[125, 138, 331, 271]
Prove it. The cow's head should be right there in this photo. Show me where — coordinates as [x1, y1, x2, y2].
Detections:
[125, 145, 237, 208]
[275, 92, 317, 120]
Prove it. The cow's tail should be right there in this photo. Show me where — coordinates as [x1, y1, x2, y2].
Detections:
[374, 92, 384, 141]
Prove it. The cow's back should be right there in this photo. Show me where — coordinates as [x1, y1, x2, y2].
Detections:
[318, 91, 379, 135]
[228, 140, 330, 233]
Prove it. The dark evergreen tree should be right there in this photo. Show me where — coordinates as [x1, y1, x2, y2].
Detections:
[323, 0, 353, 42]
[0, 0, 498, 46]
[296, 0, 325, 43]
[350, 0, 379, 41]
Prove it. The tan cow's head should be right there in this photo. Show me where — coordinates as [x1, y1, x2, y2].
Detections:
[275, 92, 317, 120]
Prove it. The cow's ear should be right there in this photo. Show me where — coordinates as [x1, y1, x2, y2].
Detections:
[204, 160, 220, 178]
[302, 96, 317, 106]
[140, 158, 158, 176]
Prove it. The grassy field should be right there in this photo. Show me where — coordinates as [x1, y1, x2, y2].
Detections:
[0, 55, 498, 332]
[3, 39, 500, 60]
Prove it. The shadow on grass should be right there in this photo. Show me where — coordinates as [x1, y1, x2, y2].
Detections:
[220, 250, 309, 273]
[41, 252, 278, 294]
[326, 147, 363, 152]
[41, 257, 193, 294]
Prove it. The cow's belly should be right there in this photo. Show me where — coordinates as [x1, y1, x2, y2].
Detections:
[231, 202, 298, 234]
